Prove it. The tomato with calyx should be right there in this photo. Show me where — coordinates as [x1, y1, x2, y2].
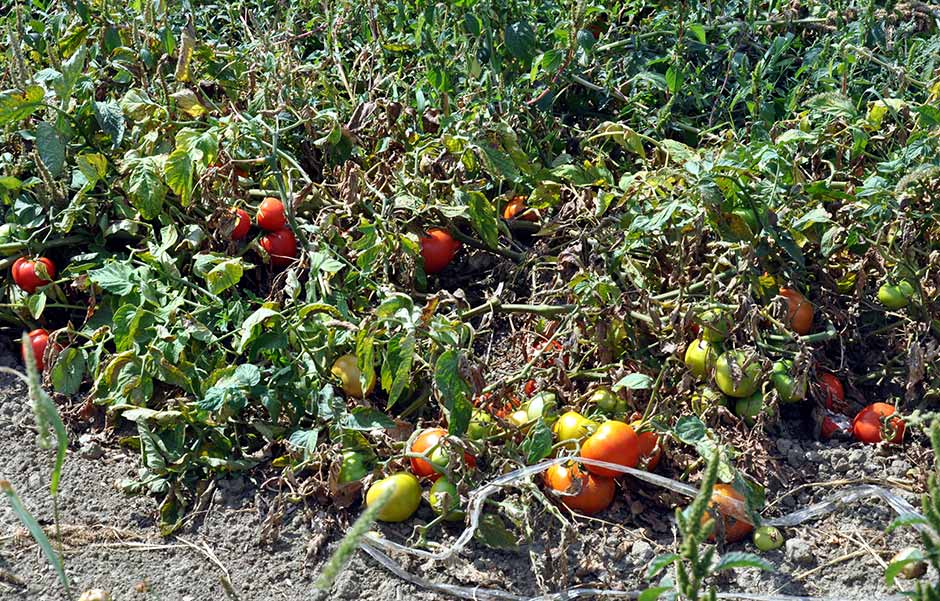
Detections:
[701, 483, 754, 543]
[685, 338, 719, 379]
[771, 360, 804, 403]
[429, 477, 464, 521]
[853, 403, 904, 444]
[714, 350, 762, 398]
[229, 207, 251, 240]
[22, 329, 50, 371]
[259, 228, 297, 267]
[256, 197, 287, 231]
[419, 228, 461, 274]
[543, 463, 615, 515]
[818, 372, 846, 413]
[778, 288, 813, 335]
[580, 420, 640, 478]
[553, 411, 597, 450]
[409, 428, 476, 480]
[696, 308, 732, 342]
[12, 257, 56, 293]
[503, 196, 538, 222]
[366, 473, 422, 522]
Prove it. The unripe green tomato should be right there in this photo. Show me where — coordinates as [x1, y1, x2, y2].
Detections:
[878, 281, 915, 309]
[735, 392, 764, 426]
[715, 351, 762, 398]
[690, 387, 726, 415]
[428, 477, 464, 521]
[526, 391, 557, 424]
[337, 450, 370, 484]
[366, 473, 422, 522]
[697, 308, 732, 342]
[684, 338, 719, 379]
[589, 388, 627, 415]
[753, 525, 784, 551]
[771, 360, 805, 403]
[466, 409, 494, 441]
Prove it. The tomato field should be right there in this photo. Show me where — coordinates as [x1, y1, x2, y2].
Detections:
[2, 1, 940, 600]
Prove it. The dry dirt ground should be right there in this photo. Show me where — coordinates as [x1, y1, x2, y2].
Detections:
[0, 338, 935, 601]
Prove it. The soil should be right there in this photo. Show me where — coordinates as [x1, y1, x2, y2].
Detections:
[0, 338, 935, 601]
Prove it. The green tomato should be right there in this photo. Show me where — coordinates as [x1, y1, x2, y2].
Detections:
[715, 351, 762, 398]
[690, 387, 726, 415]
[525, 391, 557, 424]
[428, 477, 464, 521]
[337, 450, 370, 484]
[589, 388, 627, 415]
[735, 392, 764, 426]
[466, 409, 494, 441]
[771, 360, 805, 403]
[684, 338, 720, 379]
[696, 308, 732, 342]
[753, 525, 785, 551]
[878, 282, 914, 309]
[366, 473, 422, 522]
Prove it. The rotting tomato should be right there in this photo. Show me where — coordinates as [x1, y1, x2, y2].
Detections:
[714, 350, 762, 398]
[419, 228, 461, 274]
[580, 420, 640, 478]
[503, 196, 538, 222]
[256, 197, 287, 231]
[12, 257, 56, 293]
[331, 354, 372, 398]
[818, 372, 846, 413]
[701, 483, 753, 543]
[366, 472, 422, 522]
[853, 403, 904, 444]
[543, 462, 615, 515]
[684, 338, 719, 379]
[553, 411, 598, 450]
[429, 477, 464, 521]
[22, 328, 50, 371]
[778, 287, 813, 335]
[524, 379, 537, 396]
[229, 207, 251, 240]
[259, 228, 297, 267]
[409, 428, 476, 480]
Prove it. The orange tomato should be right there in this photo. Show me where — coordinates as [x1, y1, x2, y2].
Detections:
[419, 229, 461, 274]
[409, 428, 476, 480]
[853, 403, 904, 444]
[503, 196, 538, 222]
[580, 420, 640, 478]
[543, 463, 615, 515]
[631, 422, 662, 471]
[702, 483, 754, 543]
[524, 379, 537, 396]
[779, 288, 813, 335]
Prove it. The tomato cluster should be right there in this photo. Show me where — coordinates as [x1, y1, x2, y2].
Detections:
[223, 198, 298, 267]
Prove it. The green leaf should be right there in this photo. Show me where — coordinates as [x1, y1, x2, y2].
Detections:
[1, 483, 71, 596]
[645, 553, 679, 579]
[94, 100, 126, 148]
[170, 89, 206, 118]
[238, 307, 280, 352]
[76, 153, 107, 183]
[434, 350, 472, 436]
[674, 416, 707, 444]
[504, 21, 536, 63]
[339, 408, 395, 431]
[288, 429, 319, 460]
[126, 156, 166, 219]
[51, 348, 86, 395]
[164, 148, 194, 206]
[35, 122, 66, 178]
[112, 304, 144, 352]
[474, 513, 518, 550]
[88, 262, 137, 296]
[713, 551, 774, 572]
[463, 190, 499, 249]
[25, 293, 47, 320]
[689, 24, 706, 44]
[0, 86, 45, 126]
[204, 258, 244, 295]
[613, 372, 653, 390]
[176, 128, 219, 171]
[886, 513, 929, 533]
[521, 418, 553, 463]
[386, 332, 415, 409]
[665, 65, 684, 94]
[639, 585, 673, 601]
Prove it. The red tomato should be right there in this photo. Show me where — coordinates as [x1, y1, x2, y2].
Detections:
[256, 197, 287, 231]
[580, 421, 640, 478]
[12, 257, 56, 294]
[702, 484, 753, 543]
[409, 428, 476, 480]
[818, 372, 846, 413]
[543, 463, 615, 515]
[779, 288, 813, 335]
[230, 208, 251, 240]
[259, 229, 297, 267]
[853, 403, 904, 444]
[524, 379, 537, 396]
[22, 328, 50, 371]
[419, 229, 461, 274]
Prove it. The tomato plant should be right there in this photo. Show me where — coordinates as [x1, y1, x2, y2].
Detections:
[419, 229, 460, 274]
[409, 428, 475, 479]
[259, 228, 297, 267]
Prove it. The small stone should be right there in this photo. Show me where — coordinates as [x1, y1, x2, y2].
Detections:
[79, 440, 105, 460]
[776, 439, 792, 455]
[785, 538, 814, 566]
[806, 451, 823, 463]
[847, 449, 866, 463]
[787, 449, 803, 468]
[631, 540, 653, 562]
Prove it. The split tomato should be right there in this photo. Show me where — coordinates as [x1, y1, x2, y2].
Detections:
[853, 403, 904, 444]
[409, 428, 476, 480]
[543, 463, 615, 515]
[580, 420, 640, 478]
[12, 257, 56, 293]
[256, 197, 287, 231]
[702, 483, 753, 543]
[259, 228, 297, 267]
[419, 228, 460, 274]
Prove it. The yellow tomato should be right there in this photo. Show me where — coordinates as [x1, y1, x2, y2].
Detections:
[553, 411, 598, 450]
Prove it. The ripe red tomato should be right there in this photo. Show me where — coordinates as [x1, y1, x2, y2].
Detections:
[230, 207, 251, 240]
[702, 483, 753, 543]
[779, 288, 813, 335]
[419, 229, 460, 274]
[503, 196, 538, 222]
[256, 197, 287, 231]
[12, 257, 56, 293]
[22, 328, 50, 371]
[409, 428, 476, 480]
[580, 420, 640, 478]
[543, 463, 615, 515]
[818, 372, 846, 413]
[853, 403, 904, 444]
[524, 379, 537, 396]
[259, 229, 297, 267]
